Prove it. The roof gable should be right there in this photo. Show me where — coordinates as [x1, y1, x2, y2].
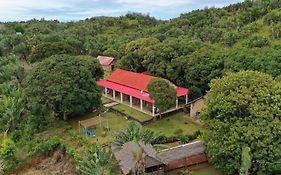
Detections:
[111, 141, 163, 174]
[107, 69, 155, 92]
[97, 56, 114, 66]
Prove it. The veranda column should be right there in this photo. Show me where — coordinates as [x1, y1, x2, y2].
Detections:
[130, 96, 133, 107]
[140, 99, 143, 111]
[120, 92, 123, 103]
[113, 90, 116, 99]
[186, 94, 188, 104]
[176, 98, 178, 108]
[105, 87, 108, 96]
[152, 105, 155, 117]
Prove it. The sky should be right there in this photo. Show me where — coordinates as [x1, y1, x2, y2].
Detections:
[0, 0, 244, 22]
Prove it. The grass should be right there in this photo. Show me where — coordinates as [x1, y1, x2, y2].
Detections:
[112, 104, 153, 122]
[144, 112, 204, 137]
[102, 96, 112, 104]
[90, 112, 128, 145]
[166, 163, 225, 175]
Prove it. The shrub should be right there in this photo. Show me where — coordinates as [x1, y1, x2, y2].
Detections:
[0, 136, 16, 160]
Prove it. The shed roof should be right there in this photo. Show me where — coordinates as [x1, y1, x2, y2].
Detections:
[111, 141, 164, 175]
[97, 56, 114, 66]
[157, 140, 205, 163]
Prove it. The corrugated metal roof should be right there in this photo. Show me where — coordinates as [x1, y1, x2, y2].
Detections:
[157, 141, 205, 163]
[99, 69, 188, 97]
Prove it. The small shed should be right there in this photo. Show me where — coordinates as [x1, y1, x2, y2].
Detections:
[157, 140, 207, 171]
[111, 141, 165, 175]
[188, 95, 207, 119]
[97, 56, 115, 71]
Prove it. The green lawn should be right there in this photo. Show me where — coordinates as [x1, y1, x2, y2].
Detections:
[112, 104, 153, 122]
[90, 112, 128, 145]
[69, 111, 128, 145]
[166, 163, 225, 175]
[144, 112, 204, 137]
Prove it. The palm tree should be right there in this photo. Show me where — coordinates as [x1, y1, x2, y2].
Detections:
[112, 121, 165, 147]
[133, 144, 146, 175]
[77, 144, 116, 175]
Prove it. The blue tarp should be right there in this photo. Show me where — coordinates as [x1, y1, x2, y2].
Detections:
[83, 127, 95, 137]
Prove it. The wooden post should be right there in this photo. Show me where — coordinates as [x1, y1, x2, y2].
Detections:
[120, 92, 123, 103]
[78, 121, 80, 133]
[130, 96, 132, 107]
[176, 98, 178, 108]
[186, 94, 188, 104]
[140, 99, 143, 111]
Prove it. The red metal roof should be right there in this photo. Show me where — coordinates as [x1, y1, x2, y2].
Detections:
[97, 56, 114, 66]
[97, 80, 154, 103]
[97, 69, 188, 102]
[107, 69, 154, 92]
[177, 87, 188, 97]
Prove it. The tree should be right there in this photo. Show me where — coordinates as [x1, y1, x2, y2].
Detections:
[240, 146, 252, 175]
[147, 78, 177, 116]
[202, 70, 281, 174]
[77, 144, 115, 175]
[24, 55, 103, 120]
[113, 121, 165, 147]
[0, 89, 24, 133]
[28, 42, 75, 63]
[119, 37, 160, 72]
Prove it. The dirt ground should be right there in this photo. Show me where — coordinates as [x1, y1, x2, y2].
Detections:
[16, 149, 77, 175]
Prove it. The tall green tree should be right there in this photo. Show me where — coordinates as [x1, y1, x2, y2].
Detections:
[24, 55, 103, 120]
[202, 70, 281, 174]
[147, 78, 177, 116]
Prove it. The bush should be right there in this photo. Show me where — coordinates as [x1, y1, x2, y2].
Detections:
[0, 136, 16, 160]
[243, 35, 269, 48]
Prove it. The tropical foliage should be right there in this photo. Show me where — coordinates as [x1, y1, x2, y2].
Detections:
[202, 71, 281, 174]
[24, 54, 103, 119]
[147, 78, 177, 114]
[77, 144, 115, 175]
[113, 121, 165, 147]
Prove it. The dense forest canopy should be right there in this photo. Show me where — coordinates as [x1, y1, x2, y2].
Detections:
[0, 0, 281, 174]
[1, 0, 281, 99]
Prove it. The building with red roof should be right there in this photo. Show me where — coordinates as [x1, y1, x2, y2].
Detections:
[97, 56, 115, 70]
[97, 69, 188, 116]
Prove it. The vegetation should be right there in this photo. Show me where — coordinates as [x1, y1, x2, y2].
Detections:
[0, 0, 281, 174]
[24, 54, 103, 120]
[77, 144, 116, 175]
[112, 121, 166, 147]
[145, 112, 203, 137]
[202, 71, 281, 174]
[147, 78, 177, 115]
